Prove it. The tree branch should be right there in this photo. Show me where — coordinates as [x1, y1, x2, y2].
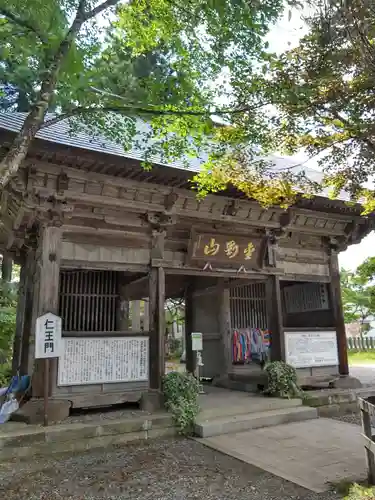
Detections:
[83, 0, 122, 21]
[39, 100, 269, 129]
[0, 7, 47, 43]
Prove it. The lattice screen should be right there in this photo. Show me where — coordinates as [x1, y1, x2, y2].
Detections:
[230, 282, 268, 329]
[283, 282, 329, 314]
[59, 270, 119, 332]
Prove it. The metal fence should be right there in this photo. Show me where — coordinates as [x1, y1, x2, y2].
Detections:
[347, 337, 375, 351]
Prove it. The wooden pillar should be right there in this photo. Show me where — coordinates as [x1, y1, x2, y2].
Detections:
[117, 280, 130, 331]
[132, 300, 141, 331]
[148, 267, 165, 389]
[19, 250, 36, 375]
[143, 300, 149, 331]
[266, 275, 284, 362]
[12, 256, 26, 374]
[218, 278, 231, 376]
[184, 281, 194, 373]
[1, 252, 12, 282]
[329, 251, 349, 375]
[32, 224, 62, 397]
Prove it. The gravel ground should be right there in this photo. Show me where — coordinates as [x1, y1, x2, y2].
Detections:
[332, 412, 362, 426]
[0, 437, 344, 500]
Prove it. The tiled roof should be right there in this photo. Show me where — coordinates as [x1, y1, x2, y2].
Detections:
[0, 111, 349, 201]
[0, 112, 206, 171]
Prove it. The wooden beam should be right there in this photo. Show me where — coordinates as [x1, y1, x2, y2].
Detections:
[32, 225, 62, 397]
[184, 280, 194, 374]
[329, 251, 348, 375]
[19, 250, 36, 375]
[218, 279, 231, 376]
[123, 275, 149, 301]
[148, 267, 165, 389]
[12, 256, 26, 374]
[266, 275, 284, 362]
[132, 300, 141, 331]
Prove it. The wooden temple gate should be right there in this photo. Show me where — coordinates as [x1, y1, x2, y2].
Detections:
[0, 112, 374, 415]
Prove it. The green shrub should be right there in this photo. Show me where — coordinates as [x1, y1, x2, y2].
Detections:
[0, 362, 12, 387]
[162, 371, 200, 435]
[264, 361, 302, 399]
[345, 483, 375, 499]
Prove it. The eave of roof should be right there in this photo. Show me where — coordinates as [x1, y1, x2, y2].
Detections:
[0, 111, 362, 211]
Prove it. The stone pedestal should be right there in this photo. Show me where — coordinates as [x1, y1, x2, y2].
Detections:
[329, 375, 362, 390]
[10, 398, 71, 425]
[140, 390, 165, 412]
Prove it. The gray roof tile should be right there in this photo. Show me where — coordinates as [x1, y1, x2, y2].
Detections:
[0, 111, 349, 201]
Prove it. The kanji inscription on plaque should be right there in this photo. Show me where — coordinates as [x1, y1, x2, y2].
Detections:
[57, 337, 149, 386]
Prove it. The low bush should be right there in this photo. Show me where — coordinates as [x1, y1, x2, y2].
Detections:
[162, 371, 200, 435]
[264, 361, 302, 399]
[345, 483, 375, 499]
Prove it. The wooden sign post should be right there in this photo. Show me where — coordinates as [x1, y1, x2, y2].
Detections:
[35, 312, 62, 426]
[192, 332, 204, 394]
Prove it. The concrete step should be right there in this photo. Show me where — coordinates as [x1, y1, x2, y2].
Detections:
[195, 406, 318, 438]
[0, 413, 176, 461]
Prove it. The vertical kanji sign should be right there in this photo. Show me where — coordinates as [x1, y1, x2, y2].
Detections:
[35, 312, 62, 427]
[35, 312, 62, 359]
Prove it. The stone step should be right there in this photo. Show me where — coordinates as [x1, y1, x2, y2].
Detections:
[195, 406, 318, 438]
[0, 413, 175, 461]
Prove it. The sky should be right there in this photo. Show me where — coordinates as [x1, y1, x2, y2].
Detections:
[265, 8, 375, 271]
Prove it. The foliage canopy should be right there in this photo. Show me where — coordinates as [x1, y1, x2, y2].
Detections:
[210, 0, 375, 211]
[0, 0, 294, 197]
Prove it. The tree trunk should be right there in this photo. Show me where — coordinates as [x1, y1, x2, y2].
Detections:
[360, 318, 367, 351]
[0, 1, 113, 186]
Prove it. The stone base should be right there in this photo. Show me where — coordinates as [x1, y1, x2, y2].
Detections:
[10, 398, 71, 425]
[329, 375, 362, 390]
[212, 375, 230, 388]
[140, 390, 165, 412]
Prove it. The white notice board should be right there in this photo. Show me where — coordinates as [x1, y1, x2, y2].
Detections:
[192, 332, 203, 351]
[284, 331, 338, 368]
[58, 337, 149, 386]
[35, 312, 62, 359]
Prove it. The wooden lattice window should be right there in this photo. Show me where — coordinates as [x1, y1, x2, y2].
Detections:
[283, 283, 329, 314]
[230, 282, 268, 329]
[59, 270, 119, 332]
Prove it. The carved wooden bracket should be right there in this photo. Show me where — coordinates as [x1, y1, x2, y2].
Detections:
[151, 228, 167, 260]
[164, 192, 178, 212]
[56, 172, 69, 194]
[145, 211, 177, 229]
[223, 200, 239, 216]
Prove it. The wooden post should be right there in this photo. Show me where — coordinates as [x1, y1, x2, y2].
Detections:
[329, 251, 349, 375]
[1, 252, 12, 282]
[44, 358, 50, 426]
[132, 300, 141, 331]
[32, 224, 62, 397]
[143, 300, 149, 331]
[117, 279, 130, 331]
[184, 281, 194, 373]
[19, 250, 36, 375]
[148, 267, 165, 389]
[359, 398, 375, 484]
[12, 256, 26, 374]
[266, 275, 284, 362]
[218, 278, 231, 376]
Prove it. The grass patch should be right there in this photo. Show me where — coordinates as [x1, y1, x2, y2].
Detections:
[330, 479, 375, 498]
[348, 351, 375, 365]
